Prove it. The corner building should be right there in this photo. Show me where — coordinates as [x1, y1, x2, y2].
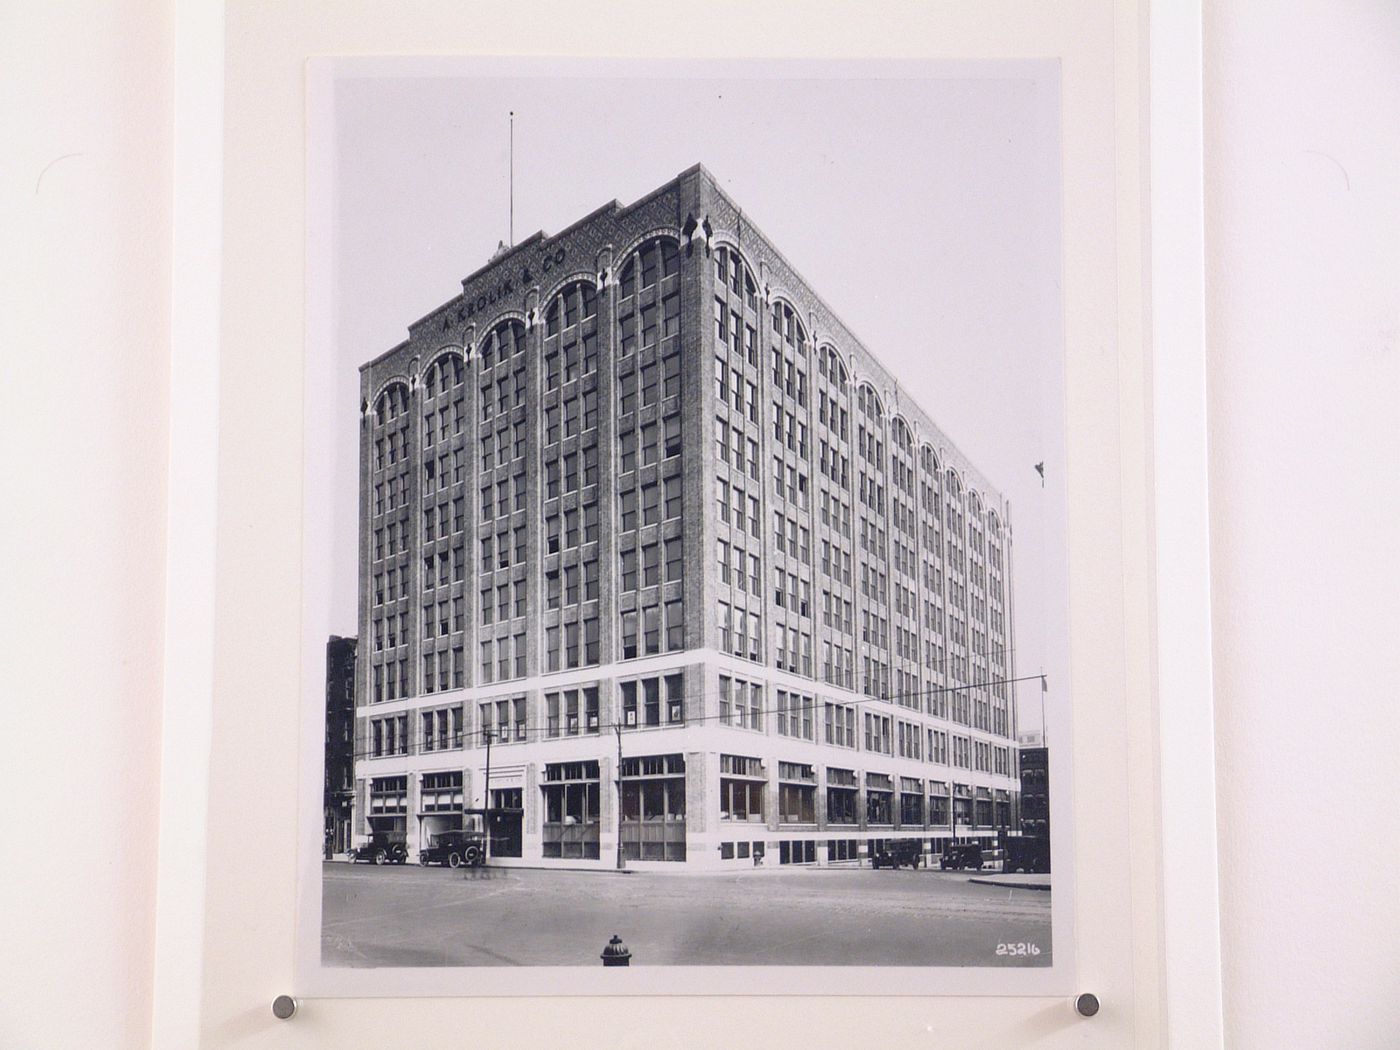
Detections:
[352, 164, 1020, 869]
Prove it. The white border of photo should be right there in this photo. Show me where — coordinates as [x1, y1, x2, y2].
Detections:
[153, 3, 1221, 1048]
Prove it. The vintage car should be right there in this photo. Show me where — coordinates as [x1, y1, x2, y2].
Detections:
[418, 829, 486, 869]
[348, 834, 409, 865]
[939, 843, 985, 871]
[871, 839, 923, 869]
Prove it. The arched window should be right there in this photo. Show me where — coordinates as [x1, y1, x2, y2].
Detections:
[544, 281, 599, 389]
[419, 351, 468, 697]
[374, 381, 410, 427]
[771, 299, 808, 357]
[858, 382, 884, 421]
[617, 238, 681, 355]
[422, 351, 465, 399]
[545, 281, 597, 338]
[368, 380, 413, 702]
[618, 237, 680, 300]
[715, 246, 758, 313]
[478, 317, 526, 371]
[891, 416, 913, 454]
[818, 345, 848, 385]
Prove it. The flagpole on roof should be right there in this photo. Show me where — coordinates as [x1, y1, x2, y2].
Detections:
[509, 111, 514, 247]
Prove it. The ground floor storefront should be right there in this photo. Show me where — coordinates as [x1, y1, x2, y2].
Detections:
[352, 740, 1019, 870]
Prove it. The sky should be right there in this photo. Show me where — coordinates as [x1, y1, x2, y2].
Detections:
[319, 59, 1064, 736]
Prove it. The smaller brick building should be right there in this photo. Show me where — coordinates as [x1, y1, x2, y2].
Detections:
[1018, 744, 1049, 842]
[323, 635, 357, 857]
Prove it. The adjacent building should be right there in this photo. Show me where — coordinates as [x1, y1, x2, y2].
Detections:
[324, 635, 357, 857]
[1018, 742, 1049, 843]
[349, 164, 1020, 868]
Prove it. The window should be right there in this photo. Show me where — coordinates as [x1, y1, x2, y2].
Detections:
[776, 689, 815, 740]
[664, 598, 684, 651]
[420, 706, 463, 752]
[900, 779, 925, 825]
[369, 714, 409, 757]
[778, 762, 817, 824]
[541, 760, 601, 859]
[619, 753, 686, 861]
[620, 610, 638, 660]
[545, 687, 600, 738]
[864, 712, 892, 755]
[419, 770, 463, 813]
[478, 695, 526, 744]
[864, 773, 894, 825]
[718, 675, 762, 729]
[719, 755, 765, 822]
[826, 768, 858, 825]
[368, 776, 407, 815]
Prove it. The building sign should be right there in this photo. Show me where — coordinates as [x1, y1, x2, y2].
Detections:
[440, 245, 569, 331]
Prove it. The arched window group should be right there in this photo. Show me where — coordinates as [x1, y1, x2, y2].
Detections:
[619, 238, 679, 300]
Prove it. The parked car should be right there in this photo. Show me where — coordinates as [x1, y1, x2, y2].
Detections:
[418, 830, 485, 869]
[871, 839, 923, 869]
[939, 843, 984, 871]
[349, 835, 408, 865]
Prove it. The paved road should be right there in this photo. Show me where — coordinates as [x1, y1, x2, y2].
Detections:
[322, 863, 1051, 968]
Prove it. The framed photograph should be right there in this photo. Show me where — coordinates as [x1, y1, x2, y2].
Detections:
[302, 53, 1067, 1000]
[154, 2, 1221, 1047]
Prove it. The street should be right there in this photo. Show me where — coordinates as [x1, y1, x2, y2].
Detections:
[322, 862, 1052, 968]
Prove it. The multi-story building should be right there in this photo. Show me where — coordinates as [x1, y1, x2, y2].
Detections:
[323, 635, 357, 857]
[1018, 744, 1049, 842]
[349, 164, 1020, 868]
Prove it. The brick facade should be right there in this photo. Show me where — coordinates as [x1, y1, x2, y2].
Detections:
[349, 165, 1020, 869]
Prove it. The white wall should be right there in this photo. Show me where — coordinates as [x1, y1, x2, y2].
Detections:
[1204, 1, 1400, 1046]
[0, 3, 172, 1050]
[3, 2, 1398, 1048]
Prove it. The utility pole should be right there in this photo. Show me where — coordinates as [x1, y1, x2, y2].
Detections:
[483, 726, 494, 826]
[614, 722, 626, 871]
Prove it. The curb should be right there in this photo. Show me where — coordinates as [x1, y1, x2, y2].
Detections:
[968, 876, 1052, 892]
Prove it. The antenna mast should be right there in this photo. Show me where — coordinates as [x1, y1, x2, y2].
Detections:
[509, 111, 515, 247]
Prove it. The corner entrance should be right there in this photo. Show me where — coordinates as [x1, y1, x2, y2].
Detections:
[488, 787, 523, 858]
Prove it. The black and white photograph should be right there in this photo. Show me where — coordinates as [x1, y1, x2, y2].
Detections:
[302, 57, 1071, 991]
[22, 2, 1400, 1046]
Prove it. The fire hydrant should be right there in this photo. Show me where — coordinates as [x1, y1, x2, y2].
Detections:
[600, 934, 632, 967]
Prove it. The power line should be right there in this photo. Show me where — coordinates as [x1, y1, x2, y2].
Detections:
[339, 671, 1047, 764]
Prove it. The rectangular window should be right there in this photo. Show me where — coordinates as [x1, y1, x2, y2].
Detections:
[664, 598, 684, 651]
[621, 610, 638, 660]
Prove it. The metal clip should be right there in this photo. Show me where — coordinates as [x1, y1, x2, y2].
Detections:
[272, 995, 298, 1020]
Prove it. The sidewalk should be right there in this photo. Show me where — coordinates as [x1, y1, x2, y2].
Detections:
[968, 872, 1052, 891]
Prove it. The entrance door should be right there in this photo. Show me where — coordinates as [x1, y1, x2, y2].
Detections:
[488, 787, 523, 858]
